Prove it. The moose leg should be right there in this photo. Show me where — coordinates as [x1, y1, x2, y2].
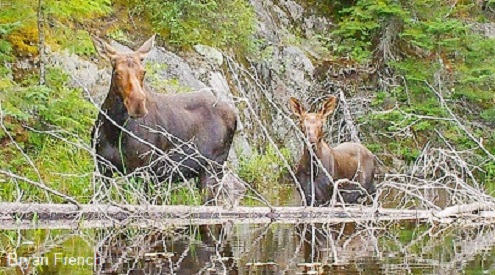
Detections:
[198, 168, 223, 205]
[359, 163, 377, 204]
[295, 173, 317, 207]
[91, 162, 114, 204]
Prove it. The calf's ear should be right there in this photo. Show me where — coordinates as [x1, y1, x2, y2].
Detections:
[320, 96, 337, 119]
[289, 97, 306, 117]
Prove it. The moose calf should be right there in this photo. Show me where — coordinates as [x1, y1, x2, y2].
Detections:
[290, 96, 376, 206]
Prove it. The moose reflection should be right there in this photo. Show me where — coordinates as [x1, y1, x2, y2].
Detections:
[90, 35, 237, 203]
[95, 224, 237, 275]
[289, 96, 376, 206]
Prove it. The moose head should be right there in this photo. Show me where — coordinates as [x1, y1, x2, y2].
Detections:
[92, 35, 156, 118]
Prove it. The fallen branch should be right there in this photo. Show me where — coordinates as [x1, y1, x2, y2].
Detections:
[0, 202, 412, 221]
[434, 202, 495, 218]
[338, 89, 360, 143]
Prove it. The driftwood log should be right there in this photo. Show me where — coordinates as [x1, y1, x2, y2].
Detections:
[1, 202, 495, 229]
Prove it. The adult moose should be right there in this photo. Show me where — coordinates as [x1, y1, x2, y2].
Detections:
[91, 35, 237, 204]
[289, 96, 376, 206]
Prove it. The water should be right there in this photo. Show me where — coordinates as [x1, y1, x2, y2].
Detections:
[1, 221, 495, 274]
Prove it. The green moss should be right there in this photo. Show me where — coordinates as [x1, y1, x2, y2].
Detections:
[144, 62, 193, 94]
[107, 28, 132, 44]
[8, 25, 39, 56]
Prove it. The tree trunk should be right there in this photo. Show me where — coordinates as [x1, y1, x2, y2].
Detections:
[37, 0, 45, 85]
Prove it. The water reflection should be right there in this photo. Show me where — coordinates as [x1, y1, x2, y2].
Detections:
[1, 221, 495, 274]
[296, 223, 381, 274]
[93, 222, 495, 275]
[96, 224, 238, 274]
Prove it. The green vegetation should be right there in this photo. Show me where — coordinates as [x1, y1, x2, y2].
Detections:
[238, 145, 295, 205]
[1, 0, 111, 57]
[332, 0, 406, 62]
[1, 0, 495, 204]
[238, 144, 291, 186]
[330, 0, 495, 181]
[121, 0, 256, 52]
[0, 67, 95, 203]
[145, 62, 193, 93]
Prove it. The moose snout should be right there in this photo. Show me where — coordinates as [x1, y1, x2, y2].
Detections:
[306, 133, 319, 144]
[124, 96, 148, 118]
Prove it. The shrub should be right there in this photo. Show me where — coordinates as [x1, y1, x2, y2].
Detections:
[0, 67, 96, 203]
[124, 0, 256, 52]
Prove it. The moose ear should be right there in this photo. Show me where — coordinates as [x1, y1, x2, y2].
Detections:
[136, 34, 156, 60]
[289, 97, 306, 117]
[91, 36, 118, 61]
[320, 96, 337, 119]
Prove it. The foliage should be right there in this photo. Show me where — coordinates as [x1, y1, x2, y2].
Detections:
[51, 27, 96, 56]
[44, 0, 111, 19]
[1, 0, 495, 203]
[1, 68, 95, 133]
[0, 23, 18, 62]
[0, 22, 18, 89]
[123, 0, 256, 52]
[332, 0, 406, 61]
[107, 28, 132, 44]
[0, 0, 106, 201]
[0, 68, 96, 203]
[331, 0, 495, 183]
[238, 144, 295, 206]
[0, 0, 111, 56]
[238, 144, 291, 186]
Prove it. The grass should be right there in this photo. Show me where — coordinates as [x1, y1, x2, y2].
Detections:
[0, 138, 93, 203]
[237, 144, 297, 205]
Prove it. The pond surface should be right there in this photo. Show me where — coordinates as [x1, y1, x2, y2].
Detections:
[1, 220, 495, 274]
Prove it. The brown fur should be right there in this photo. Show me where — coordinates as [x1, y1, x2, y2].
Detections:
[91, 35, 237, 204]
[289, 96, 376, 206]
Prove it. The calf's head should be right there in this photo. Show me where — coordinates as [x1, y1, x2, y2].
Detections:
[289, 96, 337, 145]
[92, 35, 156, 118]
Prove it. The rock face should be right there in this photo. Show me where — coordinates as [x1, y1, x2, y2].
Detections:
[472, 22, 495, 38]
[47, 50, 109, 105]
[240, 44, 318, 154]
[193, 45, 224, 66]
[227, 0, 335, 154]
